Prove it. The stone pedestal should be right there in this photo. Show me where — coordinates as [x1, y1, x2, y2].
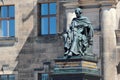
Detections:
[51, 56, 101, 80]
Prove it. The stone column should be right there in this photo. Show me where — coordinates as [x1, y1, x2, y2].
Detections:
[101, 6, 118, 80]
[63, 2, 78, 30]
[66, 11, 75, 30]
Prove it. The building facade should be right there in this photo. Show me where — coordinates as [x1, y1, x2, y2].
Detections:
[0, 0, 119, 80]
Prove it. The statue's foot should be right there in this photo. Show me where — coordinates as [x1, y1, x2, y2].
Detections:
[68, 51, 72, 56]
[72, 53, 79, 56]
[75, 53, 80, 56]
[64, 53, 67, 56]
[66, 51, 72, 58]
[64, 51, 69, 56]
[64, 54, 72, 59]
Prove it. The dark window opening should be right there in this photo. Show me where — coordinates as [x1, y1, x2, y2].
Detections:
[38, 73, 49, 80]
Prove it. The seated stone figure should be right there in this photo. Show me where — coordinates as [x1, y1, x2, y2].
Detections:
[63, 8, 94, 57]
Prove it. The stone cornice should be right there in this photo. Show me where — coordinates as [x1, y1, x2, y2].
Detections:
[78, 0, 115, 4]
[63, 0, 116, 9]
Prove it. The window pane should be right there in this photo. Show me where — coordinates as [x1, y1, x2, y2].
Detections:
[42, 74, 48, 80]
[1, 20, 7, 36]
[41, 18, 48, 35]
[9, 20, 15, 37]
[1, 6, 7, 18]
[9, 6, 15, 17]
[50, 17, 56, 34]
[41, 4, 48, 15]
[1, 75, 7, 80]
[50, 3, 56, 14]
[9, 75, 15, 80]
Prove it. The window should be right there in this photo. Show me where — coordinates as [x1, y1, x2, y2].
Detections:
[39, 2, 56, 35]
[0, 74, 15, 80]
[0, 5, 15, 37]
[38, 73, 49, 80]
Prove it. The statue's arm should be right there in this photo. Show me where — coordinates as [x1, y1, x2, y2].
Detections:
[70, 19, 76, 30]
[85, 17, 94, 37]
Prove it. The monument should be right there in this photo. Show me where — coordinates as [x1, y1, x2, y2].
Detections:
[51, 8, 101, 80]
[63, 8, 94, 58]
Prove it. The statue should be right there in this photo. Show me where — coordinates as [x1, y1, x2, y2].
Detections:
[63, 8, 94, 57]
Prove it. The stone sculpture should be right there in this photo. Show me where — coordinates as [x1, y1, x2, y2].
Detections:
[63, 8, 94, 57]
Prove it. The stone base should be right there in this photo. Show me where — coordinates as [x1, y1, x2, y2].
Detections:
[56, 55, 98, 62]
[51, 56, 101, 80]
[52, 73, 100, 80]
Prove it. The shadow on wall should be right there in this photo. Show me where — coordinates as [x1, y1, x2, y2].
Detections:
[13, 2, 64, 80]
[22, 7, 34, 22]
[14, 25, 64, 79]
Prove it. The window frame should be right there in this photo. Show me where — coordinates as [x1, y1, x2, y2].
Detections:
[38, 1, 58, 36]
[0, 5, 15, 37]
[0, 74, 15, 80]
[38, 73, 49, 80]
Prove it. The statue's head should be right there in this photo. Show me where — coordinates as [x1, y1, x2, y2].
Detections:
[75, 8, 82, 18]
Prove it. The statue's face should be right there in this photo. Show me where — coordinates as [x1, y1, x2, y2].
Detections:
[75, 9, 82, 18]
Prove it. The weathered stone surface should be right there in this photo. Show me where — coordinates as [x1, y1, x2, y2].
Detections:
[0, 0, 119, 80]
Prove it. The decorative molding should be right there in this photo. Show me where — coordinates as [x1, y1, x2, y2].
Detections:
[0, 37, 17, 47]
[63, 0, 115, 9]
[78, 0, 115, 7]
